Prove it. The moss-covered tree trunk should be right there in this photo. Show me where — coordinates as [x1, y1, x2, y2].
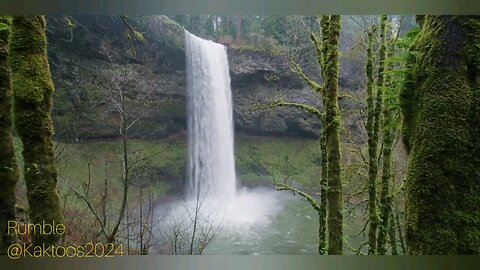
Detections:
[318, 131, 328, 254]
[366, 15, 388, 255]
[377, 41, 395, 255]
[275, 14, 342, 255]
[325, 15, 343, 255]
[365, 25, 378, 255]
[401, 15, 480, 254]
[9, 16, 64, 246]
[388, 210, 398, 255]
[0, 15, 18, 254]
[318, 14, 330, 256]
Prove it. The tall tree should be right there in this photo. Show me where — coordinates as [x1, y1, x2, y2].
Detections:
[255, 15, 343, 254]
[324, 15, 343, 255]
[0, 15, 18, 254]
[377, 36, 395, 255]
[365, 24, 379, 255]
[401, 15, 480, 254]
[318, 15, 330, 255]
[9, 16, 64, 246]
[365, 15, 388, 255]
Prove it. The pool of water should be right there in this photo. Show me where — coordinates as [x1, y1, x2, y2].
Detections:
[203, 189, 320, 255]
[152, 186, 366, 255]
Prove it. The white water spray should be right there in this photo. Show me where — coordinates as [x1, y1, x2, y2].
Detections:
[154, 32, 281, 243]
[151, 31, 306, 254]
[183, 30, 282, 227]
[185, 30, 237, 201]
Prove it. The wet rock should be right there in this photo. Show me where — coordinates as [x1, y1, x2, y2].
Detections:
[46, 15, 361, 141]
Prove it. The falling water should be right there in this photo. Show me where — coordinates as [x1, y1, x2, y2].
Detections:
[185, 30, 236, 200]
[151, 31, 292, 254]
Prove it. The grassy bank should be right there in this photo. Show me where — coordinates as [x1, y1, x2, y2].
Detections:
[12, 135, 405, 253]
[52, 136, 323, 199]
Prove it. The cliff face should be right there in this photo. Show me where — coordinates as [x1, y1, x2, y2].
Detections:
[46, 15, 363, 141]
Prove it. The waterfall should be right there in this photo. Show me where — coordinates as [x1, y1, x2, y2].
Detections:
[152, 32, 282, 252]
[185, 30, 237, 201]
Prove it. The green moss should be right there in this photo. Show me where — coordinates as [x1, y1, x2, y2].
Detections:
[365, 21, 380, 255]
[402, 16, 480, 254]
[9, 16, 64, 246]
[0, 15, 19, 254]
[377, 34, 396, 255]
[8, 17, 53, 104]
[399, 49, 417, 152]
[133, 15, 185, 50]
[324, 15, 343, 255]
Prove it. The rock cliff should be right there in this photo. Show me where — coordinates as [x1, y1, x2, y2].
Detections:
[46, 15, 363, 141]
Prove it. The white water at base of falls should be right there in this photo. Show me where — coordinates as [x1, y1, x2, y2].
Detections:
[151, 32, 284, 254]
[184, 30, 281, 226]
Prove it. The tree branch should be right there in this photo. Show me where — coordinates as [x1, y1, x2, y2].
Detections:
[60, 177, 109, 239]
[251, 99, 323, 120]
[288, 58, 323, 93]
[272, 180, 321, 212]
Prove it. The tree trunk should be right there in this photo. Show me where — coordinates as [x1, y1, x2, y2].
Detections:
[367, 15, 387, 255]
[318, 14, 330, 256]
[377, 21, 395, 255]
[365, 25, 379, 255]
[9, 16, 64, 246]
[401, 15, 480, 254]
[0, 15, 18, 254]
[325, 15, 343, 255]
[235, 16, 242, 44]
[377, 81, 394, 255]
[318, 133, 327, 255]
[388, 211, 398, 255]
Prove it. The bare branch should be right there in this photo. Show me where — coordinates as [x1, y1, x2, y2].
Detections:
[272, 179, 321, 212]
[59, 177, 109, 239]
[345, 239, 368, 255]
[288, 57, 323, 93]
[348, 15, 369, 34]
[251, 99, 323, 120]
